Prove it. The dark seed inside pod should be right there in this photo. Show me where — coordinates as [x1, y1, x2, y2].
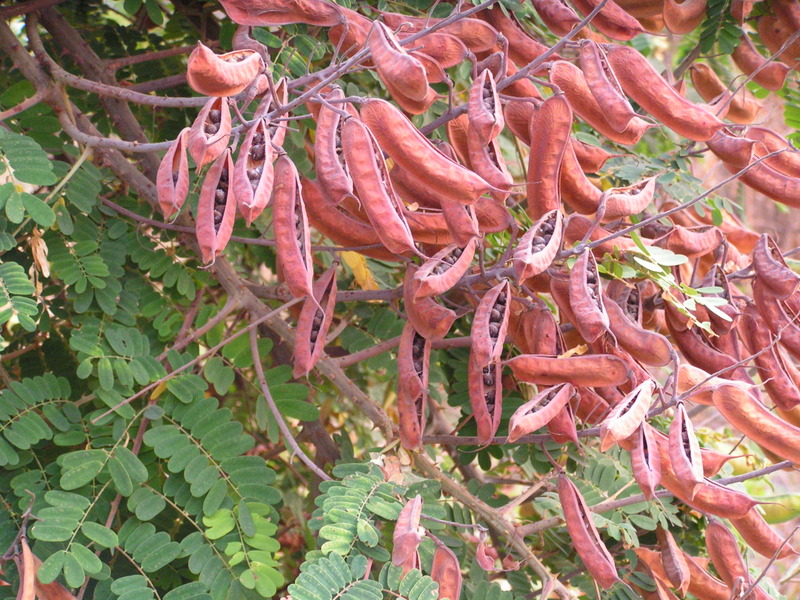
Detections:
[625, 289, 639, 320]
[209, 109, 221, 124]
[488, 322, 500, 339]
[483, 368, 494, 386]
[490, 308, 502, 321]
[485, 390, 496, 415]
[253, 132, 265, 145]
[681, 427, 691, 454]
[412, 334, 425, 376]
[214, 168, 229, 231]
[172, 171, 180, 185]
[250, 143, 266, 162]
[205, 122, 219, 135]
[453, 248, 463, 258]
[482, 85, 495, 111]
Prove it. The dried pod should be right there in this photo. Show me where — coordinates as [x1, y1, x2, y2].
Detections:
[683, 551, 730, 600]
[513, 210, 563, 282]
[659, 225, 724, 258]
[468, 356, 504, 445]
[572, 138, 621, 173]
[506, 354, 630, 387]
[689, 63, 761, 124]
[468, 69, 504, 143]
[705, 130, 759, 168]
[273, 154, 314, 299]
[392, 495, 424, 574]
[404, 267, 457, 341]
[560, 140, 603, 214]
[605, 291, 672, 367]
[378, 10, 499, 53]
[527, 94, 572, 220]
[369, 21, 430, 103]
[313, 86, 356, 205]
[430, 540, 463, 600]
[599, 379, 655, 451]
[508, 383, 574, 442]
[668, 403, 705, 500]
[530, 0, 582, 35]
[471, 280, 512, 366]
[601, 176, 658, 220]
[752, 234, 800, 298]
[572, 386, 612, 425]
[188, 97, 231, 170]
[655, 526, 691, 596]
[579, 41, 639, 133]
[663, 0, 706, 34]
[341, 116, 417, 256]
[731, 34, 790, 91]
[405, 32, 469, 72]
[731, 508, 799, 559]
[218, 0, 344, 27]
[482, 7, 554, 70]
[546, 401, 580, 446]
[705, 519, 754, 590]
[293, 263, 337, 379]
[233, 117, 274, 226]
[186, 43, 264, 97]
[413, 239, 478, 299]
[156, 127, 190, 221]
[397, 323, 430, 450]
[503, 98, 538, 145]
[558, 474, 621, 589]
[195, 149, 237, 265]
[748, 126, 800, 178]
[572, 0, 644, 39]
[568, 249, 610, 343]
[630, 424, 661, 499]
[440, 199, 480, 247]
[466, 135, 513, 203]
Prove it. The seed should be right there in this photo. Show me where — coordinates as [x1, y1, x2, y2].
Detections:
[172, 171, 179, 184]
[310, 330, 318, 343]
[489, 322, 500, 338]
[533, 235, 546, 246]
[483, 370, 494, 386]
[215, 189, 226, 203]
[414, 358, 423, 373]
[253, 132, 265, 144]
[248, 169, 261, 181]
[251, 144, 265, 162]
[209, 109, 221, 123]
[496, 294, 506, 305]
[204, 122, 218, 135]
[490, 308, 501, 321]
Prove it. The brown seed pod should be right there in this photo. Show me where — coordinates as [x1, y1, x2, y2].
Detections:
[195, 149, 237, 265]
[341, 116, 417, 256]
[404, 267, 457, 341]
[605, 45, 725, 142]
[369, 21, 430, 103]
[731, 508, 799, 560]
[506, 354, 630, 387]
[568, 249, 610, 343]
[579, 41, 639, 133]
[444, 112, 472, 169]
[468, 69, 504, 143]
[359, 99, 492, 205]
[530, 0, 582, 35]
[749, 126, 800, 178]
[397, 323, 430, 451]
[218, 0, 343, 26]
[605, 293, 672, 367]
[560, 140, 603, 214]
[547, 401, 581, 445]
[549, 60, 654, 145]
[713, 382, 800, 466]
[508, 383, 574, 442]
[758, 15, 800, 72]
[273, 154, 314, 299]
[293, 263, 338, 379]
[573, 386, 612, 425]
[440, 199, 480, 247]
[599, 379, 655, 451]
[405, 31, 469, 71]
[572, 139, 621, 173]
[233, 117, 274, 226]
[655, 526, 691, 596]
[659, 225, 724, 258]
[468, 356, 504, 445]
[614, 0, 665, 18]
[502, 99, 538, 146]
[312, 86, 357, 206]
[558, 474, 621, 590]
[430, 540, 463, 600]
[571, 0, 644, 39]
[689, 63, 761, 124]
[378, 10, 499, 53]
[328, 7, 371, 58]
[705, 129, 758, 168]
[513, 210, 564, 282]
[630, 423, 661, 499]
[563, 214, 641, 255]
[466, 135, 513, 203]
[752, 234, 800, 298]
[663, 0, 706, 33]
[187, 97, 232, 170]
[481, 6, 554, 71]
[527, 94, 572, 220]
[392, 495, 424, 574]
[409, 50, 448, 84]
[413, 239, 478, 299]
[601, 176, 658, 220]
[668, 402, 705, 500]
[705, 518, 753, 589]
[753, 279, 800, 361]
[186, 42, 264, 97]
[156, 127, 190, 221]
[731, 33, 790, 91]
[471, 281, 512, 366]
[683, 551, 730, 600]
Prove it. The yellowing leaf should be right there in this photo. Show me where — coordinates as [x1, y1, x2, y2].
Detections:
[341, 251, 378, 291]
[559, 344, 588, 358]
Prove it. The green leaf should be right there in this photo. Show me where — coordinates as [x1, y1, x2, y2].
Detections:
[70, 542, 103, 575]
[61, 459, 105, 490]
[63, 550, 86, 587]
[82, 522, 119, 549]
[20, 192, 55, 227]
[37, 550, 66, 584]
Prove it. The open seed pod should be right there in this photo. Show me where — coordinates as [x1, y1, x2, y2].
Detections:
[513, 210, 563, 282]
[186, 42, 264, 97]
[196, 149, 237, 265]
[233, 117, 274, 226]
[412, 239, 478, 299]
[508, 383, 574, 443]
[188, 97, 231, 170]
[156, 127, 190, 221]
[397, 323, 430, 451]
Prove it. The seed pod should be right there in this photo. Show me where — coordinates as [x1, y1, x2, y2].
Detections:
[549, 61, 654, 145]
[663, 0, 706, 33]
[547, 402, 581, 446]
[393, 495, 424, 574]
[705, 518, 753, 589]
[568, 249, 610, 343]
[468, 69, 504, 143]
[633, 547, 671, 587]
[506, 354, 630, 387]
[659, 225, 724, 258]
[341, 117, 417, 256]
[313, 86, 356, 205]
[440, 199, 480, 246]
[713, 382, 800, 465]
[606, 45, 725, 142]
[655, 526, 690, 596]
[731, 34, 791, 91]
[527, 94, 572, 220]
[469, 356, 504, 445]
[403, 207, 453, 246]
[359, 99, 493, 205]
[572, 0, 645, 39]
[378, 10, 499, 53]
[188, 97, 231, 170]
[471, 281, 511, 366]
[630, 424, 661, 499]
[705, 130, 759, 168]
[579, 41, 639, 133]
[753, 234, 800, 298]
[444, 112, 472, 169]
[572, 138, 620, 173]
[196, 149, 236, 265]
[406, 31, 468, 70]
[748, 126, 800, 178]
[156, 127, 190, 221]
[413, 239, 478, 299]
[467, 136, 512, 203]
[558, 474, 621, 590]
[758, 15, 800, 72]
[430, 540, 463, 600]
[530, 0, 582, 35]
[218, 0, 343, 26]
[503, 98, 538, 145]
[293, 263, 337, 379]
[668, 402, 705, 500]
[601, 176, 658, 220]
[753, 280, 800, 361]
[508, 383, 574, 442]
[397, 323, 430, 451]
[369, 21, 430, 103]
[599, 379, 655, 451]
[273, 154, 314, 299]
[731, 508, 799, 560]
[186, 43, 264, 97]
[573, 386, 612, 425]
[683, 551, 730, 600]
[513, 210, 564, 282]
[404, 267, 457, 341]
[605, 294, 672, 367]
[690, 63, 761, 124]
[482, 6, 553, 71]
[563, 214, 641, 256]
[233, 118, 274, 226]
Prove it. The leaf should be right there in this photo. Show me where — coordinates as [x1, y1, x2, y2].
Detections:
[20, 192, 55, 227]
[82, 522, 119, 549]
[341, 251, 379, 291]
